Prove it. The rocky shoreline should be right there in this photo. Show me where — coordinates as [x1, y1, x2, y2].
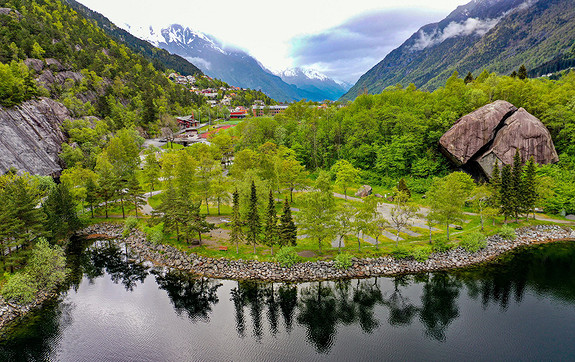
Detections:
[0, 290, 57, 332]
[81, 223, 575, 282]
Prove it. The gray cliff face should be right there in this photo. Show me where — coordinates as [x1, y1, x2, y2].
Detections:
[439, 100, 558, 178]
[0, 98, 69, 176]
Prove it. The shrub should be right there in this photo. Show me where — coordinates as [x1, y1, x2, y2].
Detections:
[276, 247, 300, 268]
[1, 273, 36, 304]
[122, 217, 139, 237]
[411, 246, 432, 262]
[499, 225, 517, 240]
[460, 232, 487, 253]
[392, 245, 411, 259]
[1, 239, 68, 304]
[432, 237, 452, 253]
[144, 224, 164, 244]
[334, 253, 353, 269]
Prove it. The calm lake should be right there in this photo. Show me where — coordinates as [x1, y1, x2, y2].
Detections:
[1, 239, 575, 361]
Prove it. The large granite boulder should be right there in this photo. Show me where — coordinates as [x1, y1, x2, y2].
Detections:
[439, 100, 517, 166]
[439, 101, 558, 178]
[0, 98, 69, 176]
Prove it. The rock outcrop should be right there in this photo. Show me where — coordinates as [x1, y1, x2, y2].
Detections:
[0, 98, 69, 176]
[439, 101, 558, 178]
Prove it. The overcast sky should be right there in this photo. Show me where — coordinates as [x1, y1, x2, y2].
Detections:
[76, 0, 470, 83]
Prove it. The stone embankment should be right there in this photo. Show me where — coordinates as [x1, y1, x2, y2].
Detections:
[0, 290, 56, 332]
[80, 224, 575, 282]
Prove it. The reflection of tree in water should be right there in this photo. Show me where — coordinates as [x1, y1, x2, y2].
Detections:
[231, 282, 299, 339]
[459, 242, 575, 310]
[82, 242, 148, 291]
[297, 282, 338, 353]
[298, 279, 384, 353]
[383, 276, 419, 327]
[278, 283, 298, 332]
[419, 273, 460, 342]
[153, 270, 222, 322]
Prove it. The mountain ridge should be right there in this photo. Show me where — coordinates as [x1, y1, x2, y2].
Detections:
[343, 0, 575, 100]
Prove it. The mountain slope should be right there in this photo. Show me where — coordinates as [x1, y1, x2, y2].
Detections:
[343, 0, 575, 100]
[62, 0, 202, 76]
[277, 68, 351, 101]
[127, 24, 342, 102]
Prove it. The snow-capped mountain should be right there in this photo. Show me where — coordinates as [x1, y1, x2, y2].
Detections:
[123, 24, 345, 102]
[277, 68, 352, 101]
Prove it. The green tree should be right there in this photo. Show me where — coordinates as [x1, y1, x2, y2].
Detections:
[511, 150, 524, 222]
[142, 148, 161, 195]
[523, 157, 537, 219]
[464, 72, 474, 84]
[126, 176, 146, 218]
[389, 191, 418, 246]
[246, 181, 261, 254]
[43, 183, 81, 242]
[397, 178, 411, 199]
[500, 164, 514, 223]
[263, 190, 279, 255]
[85, 177, 99, 218]
[331, 160, 359, 200]
[427, 172, 475, 240]
[518, 65, 528, 80]
[297, 171, 337, 253]
[279, 199, 297, 248]
[230, 189, 243, 254]
[335, 202, 356, 253]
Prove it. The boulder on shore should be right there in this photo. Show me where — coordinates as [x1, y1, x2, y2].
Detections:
[439, 101, 558, 178]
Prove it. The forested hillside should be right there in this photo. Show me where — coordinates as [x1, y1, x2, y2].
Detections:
[235, 71, 575, 213]
[62, 0, 203, 77]
[344, 0, 575, 99]
[0, 0, 200, 133]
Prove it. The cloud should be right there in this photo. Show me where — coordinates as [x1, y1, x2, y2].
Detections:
[411, 17, 500, 51]
[289, 8, 443, 83]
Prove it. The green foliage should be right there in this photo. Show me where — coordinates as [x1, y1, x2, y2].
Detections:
[391, 245, 411, 259]
[275, 247, 300, 268]
[1, 272, 36, 304]
[144, 224, 164, 245]
[43, 183, 81, 241]
[460, 232, 488, 253]
[334, 253, 353, 270]
[1, 238, 68, 304]
[432, 237, 452, 253]
[411, 246, 432, 262]
[0, 60, 37, 106]
[122, 217, 139, 237]
[246, 181, 261, 253]
[279, 199, 297, 247]
[498, 225, 517, 240]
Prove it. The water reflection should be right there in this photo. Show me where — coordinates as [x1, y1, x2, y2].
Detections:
[153, 270, 222, 322]
[2, 240, 575, 360]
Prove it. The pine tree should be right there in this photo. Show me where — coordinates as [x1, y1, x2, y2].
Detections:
[263, 190, 278, 255]
[126, 176, 145, 218]
[523, 156, 537, 219]
[279, 198, 297, 247]
[230, 189, 243, 254]
[500, 164, 514, 223]
[511, 149, 524, 221]
[490, 161, 501, 209]
[397, 178, 411, 199]
[246, 181, 261, 254]
[518, 65, 528, 80]
[85, 177, 98, 218]
[464, 72, 474, 84]
[43, 183, 80, 242]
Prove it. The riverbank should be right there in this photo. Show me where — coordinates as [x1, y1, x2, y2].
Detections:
[80, 223, 575, 282]
[0, 290, 57, 332]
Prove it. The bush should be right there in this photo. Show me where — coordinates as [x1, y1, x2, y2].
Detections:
[1, 239, 68, 304]
[144, 224, 164, 244]
[1, 273, 36, 304]
[122, 217, 139, 237]
[411, 246, 432, 262]
[334, 253, 353, 269]
[499, 225, 517, 240]
[392, 245, 411, 259]
[460, 232, 487, 253]
[276, 247, 300, 268]
[432, 237, 452, 253]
